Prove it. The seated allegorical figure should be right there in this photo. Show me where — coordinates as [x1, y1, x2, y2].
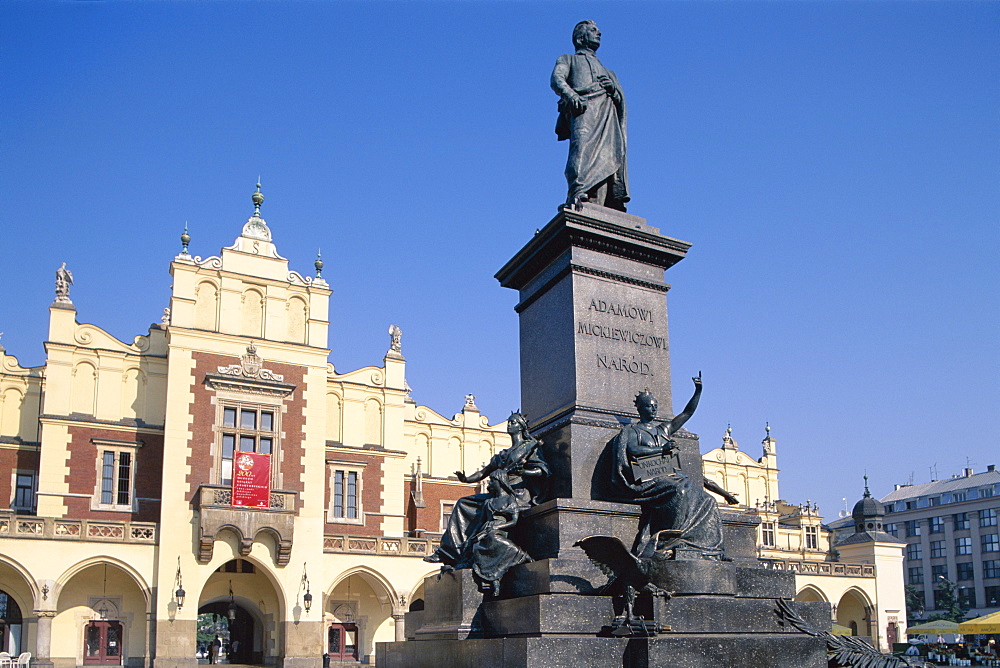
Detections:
[603, 376, 738, 558]
[424, 411, 548, 583]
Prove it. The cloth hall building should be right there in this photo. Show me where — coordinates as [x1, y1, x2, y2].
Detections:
[0, 189, 904, 667]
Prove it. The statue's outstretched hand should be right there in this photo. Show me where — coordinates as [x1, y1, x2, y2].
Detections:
[692, 372, 702, 387]
[455, 471, 468, 484]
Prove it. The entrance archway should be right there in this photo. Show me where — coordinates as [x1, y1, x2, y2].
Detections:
[198, 559, 278, 666]
[0, 590, 24, 654]
[836, 588, 871, 638]
[198, 602, 257, 665]
[54, 560, 150, 667]
[326, 570, 396, 665]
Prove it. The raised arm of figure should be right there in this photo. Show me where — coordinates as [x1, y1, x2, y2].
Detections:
[666, 374, 702, 436]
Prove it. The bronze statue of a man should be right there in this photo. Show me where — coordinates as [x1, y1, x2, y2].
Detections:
[551, 20, 630, 211]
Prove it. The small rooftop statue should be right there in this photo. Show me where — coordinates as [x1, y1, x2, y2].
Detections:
[54, 262, 74, 304]
[388, 324, 402, 354]
[551, 20, 630, 211]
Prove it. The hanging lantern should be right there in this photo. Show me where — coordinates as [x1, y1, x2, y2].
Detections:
[175, 585, 186, 610]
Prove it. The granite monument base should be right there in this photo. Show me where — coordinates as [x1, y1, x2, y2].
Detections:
[381, 499, 831, 668]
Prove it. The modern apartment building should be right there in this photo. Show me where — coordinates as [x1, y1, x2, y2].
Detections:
[878, 467, 1000, 622]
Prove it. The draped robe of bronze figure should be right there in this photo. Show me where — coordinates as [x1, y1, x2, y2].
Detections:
[604, 379, 737, 557]
[424, 413, 548, 589]
[551, 20, 630, 211]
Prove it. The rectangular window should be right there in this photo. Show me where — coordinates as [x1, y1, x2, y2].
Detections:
[984, 560, 1000, 579]
[953, 492, 966, 502]
[958, 587, 976, 608]
[11, 472, 36, 512]
[930, 540, 947, 558]
[218, 403, 278, 487]
[981, 508, 998, 527]
[908, 566, 924, 585]
[805, 525, 818, 550]
[92, 441, 139, 511]
[762, 522, 776, 547]
[983, 534, 1000, 553]
[330, 468, 361, 522]
[906, 520, 921, 537]
[932, 564, 947, 580]
[930, 516, 945, 533]
[929, 496, 941, 506]
[981, 487, 995, 499]
[440, 502, 455, 532]
[905, 501, 915, 510]
[984, 585, 1000, 608]
[907, 543, 923, 560]
[933, 589, 948, 610]
[885, 523, 898, 537]
[956, 562, 974, 581]
[956, 537, 973, 555]
[953, 512, 970, 530]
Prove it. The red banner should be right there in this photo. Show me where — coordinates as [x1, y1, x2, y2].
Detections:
[232, 452, 271, 508]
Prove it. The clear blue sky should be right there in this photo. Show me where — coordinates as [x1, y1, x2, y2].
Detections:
[2, 1, 997, 518]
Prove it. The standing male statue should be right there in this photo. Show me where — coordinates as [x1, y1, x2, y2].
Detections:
[551, 20, 630, 211]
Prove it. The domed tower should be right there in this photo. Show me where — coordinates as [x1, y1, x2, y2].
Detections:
[852, 475, 885, 535]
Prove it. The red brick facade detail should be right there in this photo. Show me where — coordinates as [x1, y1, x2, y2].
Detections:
[0, 447, 40, 510]
[62, 424, 163, 521]
[324, 449, 385, 536]
[184, 352, 307, 509]
[406, 477, 477, 535]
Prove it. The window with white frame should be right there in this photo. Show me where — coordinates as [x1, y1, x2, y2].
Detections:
[328, 464, 364, 523]
[762, 522, 776, 547]
[218, 403, 278, 486]
[804, 525, 818, 549]
[440, 501, 455, 533]
[11, 471, 36, 513]
[92, 439, 141, 511]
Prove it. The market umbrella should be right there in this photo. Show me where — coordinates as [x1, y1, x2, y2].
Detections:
[830, 623, 853, 636]
[904, 620, 961, 635]
[959, 611, 1000, 635]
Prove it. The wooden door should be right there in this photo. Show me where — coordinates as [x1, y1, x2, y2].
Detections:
[327, 624, 358, 661]
[84, 621, 123, 665]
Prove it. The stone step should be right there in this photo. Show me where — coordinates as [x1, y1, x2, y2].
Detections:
[504, 556, 796, 599]
[480, 592, 831, 637]
[377, 633, 829, 668]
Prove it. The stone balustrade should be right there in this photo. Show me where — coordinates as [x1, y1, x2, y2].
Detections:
[0, 511, 157, 543]
[323, 533, 434, 557]
[760, 558, 876, 578]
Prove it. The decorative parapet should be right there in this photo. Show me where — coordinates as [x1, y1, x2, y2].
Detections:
[761, 558, 876, 578]
[196, 484, 296, 566]
[0, 512, 157, 544]
[323, 534, 434, 557]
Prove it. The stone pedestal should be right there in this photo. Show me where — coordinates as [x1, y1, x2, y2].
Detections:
[377, 206, 833, 667]
[495, 203, 691, 499]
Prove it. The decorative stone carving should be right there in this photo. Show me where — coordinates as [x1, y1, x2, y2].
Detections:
[216, 343, 285, 382]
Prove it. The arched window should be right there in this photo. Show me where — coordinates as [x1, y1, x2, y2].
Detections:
[0, 590, 24, 654]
